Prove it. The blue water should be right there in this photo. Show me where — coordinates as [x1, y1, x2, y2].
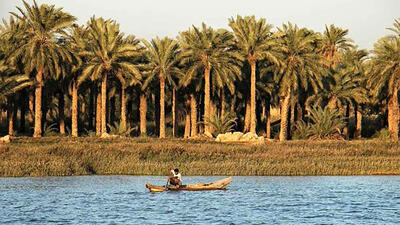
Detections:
[0, 176, 399, 224]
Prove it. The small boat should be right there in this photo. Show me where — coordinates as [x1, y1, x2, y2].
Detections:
[145, 177, 232, 192]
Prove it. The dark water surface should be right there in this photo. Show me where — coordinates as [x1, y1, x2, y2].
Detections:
[0, 176, 399, 224]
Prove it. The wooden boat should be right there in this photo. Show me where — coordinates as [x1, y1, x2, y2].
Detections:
[145, 177, 232, 192]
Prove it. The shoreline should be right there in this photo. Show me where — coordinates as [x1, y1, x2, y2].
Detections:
[1, 137, 400, 177]
[2, 174, 400, 179]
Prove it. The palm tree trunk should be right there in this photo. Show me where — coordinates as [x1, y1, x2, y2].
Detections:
[204, 67, 211, 133]
[256, 99, 262, 132]
[356, 109, 362, 139]
[101, 74, 107, 134]
[190, 93, 197, 137]
[220, 89, 225, 117]
[262, 103, 266, 122]
[71, 80, 78, 137]
[13, 99, 18, 134]
[287, 105, 292, 139]
[205, 68, 211, 133]
[210, 100, 216, 116]
[250, 60, 257, 134]
[266, 102, 271, 139]
[41, 90, 49, 132]
[59, 92, 65, 135]
[33, 69, 43, 137]
[120, 87, 127, 129]
[139, 93, 147, 136]
[88, 85, 95, 130]
[109, 96, 115, 126]
[96, 89, 101, 136]
[294, 103, 302, 123]
[20, 96, 26, 133]
[28, 91, 34, 128]
[80, 102, 86, 123]
[328, 97, 337, 111]
[388, 87, 399, 141]
[172, 88, 177, 137]
[230, 96, 235, 115]
[388, 98, 391, 133]
[184, 114, 191, 138]
[243, 99, 250, 132]
[154, 92, 160, 136]
[343, 103, 350, 138]
[159, 74, 166, 138]
[7, 97, 14, 136]
[279, 88, 291, 141]
[198, 94, 204, 134]
[127, 98, 133, 127]
[184, 100, 191, 139]
[354, 103, 362, 138]
[209, 100, 216, 134]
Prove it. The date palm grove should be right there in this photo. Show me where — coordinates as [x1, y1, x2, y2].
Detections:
[1, 1, 400, 141]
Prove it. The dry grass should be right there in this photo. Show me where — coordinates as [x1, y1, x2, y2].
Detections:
[1, 137, 400, 177]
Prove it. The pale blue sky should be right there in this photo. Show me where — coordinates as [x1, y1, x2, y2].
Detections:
[1, 0, 399, 49]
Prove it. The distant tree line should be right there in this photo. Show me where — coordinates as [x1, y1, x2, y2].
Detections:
[1, 1, 400, 141]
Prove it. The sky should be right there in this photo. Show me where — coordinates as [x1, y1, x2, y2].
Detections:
[1, 0, 399, 50]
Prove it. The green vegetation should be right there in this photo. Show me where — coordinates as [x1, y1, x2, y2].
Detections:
[1, 137, 400, 177]
[1, 0, 400, 142]
[293, 107, 344, 140]
[204, 112, 237, 136]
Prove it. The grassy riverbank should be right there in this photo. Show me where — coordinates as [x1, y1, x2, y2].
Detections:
[1, 137, 400, 177]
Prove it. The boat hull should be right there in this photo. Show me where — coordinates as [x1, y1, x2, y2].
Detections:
[146, 177, 232, 192]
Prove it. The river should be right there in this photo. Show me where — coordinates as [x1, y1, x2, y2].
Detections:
[1, 176, 399, 224]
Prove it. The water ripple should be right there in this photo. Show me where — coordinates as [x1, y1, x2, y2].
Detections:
[1, 176, 400, 224]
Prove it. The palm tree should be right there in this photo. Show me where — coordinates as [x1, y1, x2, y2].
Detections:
[229, 15, 280, 134]
[369, 23, 400, 140]
[116, 35, 144, 130]
[273, 23, 323, 141]
[0, 75, 31, 99]
[66, 24, 86, 137]
[79, 17, 142, 135]
[10, 1, 76, 137]
[180, 23, 242, 135]
[0, 52, 32, 100]
[343, 48, 369, 138]
[211, 58, 242, 120]
[308, 49, 368, 111]
[320, 24, 353, 67]
[318, 24, 355, 112]
[1, 16, 29, 136]
[0, 73, 31, 136]
[1, 15, 37, 133]
[142, 37, 181, 138]
[387, 19, 400, 38]
[307, 48, 368, 138]
[258, 65, 279, 138]
[139, 89, 148, 136]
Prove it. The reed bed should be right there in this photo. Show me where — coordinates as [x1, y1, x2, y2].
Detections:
[1, 137, 400, 177]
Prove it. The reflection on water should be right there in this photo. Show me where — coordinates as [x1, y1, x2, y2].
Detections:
[1, 176, 400, 224]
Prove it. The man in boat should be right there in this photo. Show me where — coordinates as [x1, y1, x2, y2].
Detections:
[168, 168, 182, 187]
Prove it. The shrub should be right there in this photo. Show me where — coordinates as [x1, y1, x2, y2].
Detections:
[84, 129, 97, 137]
[203, 112, 237, 136]
[372, 128, 392, 140]
[292, 120, 311, 140]
[293, 106, 345, 140]
[108, 122, 135, 137]
[43, 123, 59, 137]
